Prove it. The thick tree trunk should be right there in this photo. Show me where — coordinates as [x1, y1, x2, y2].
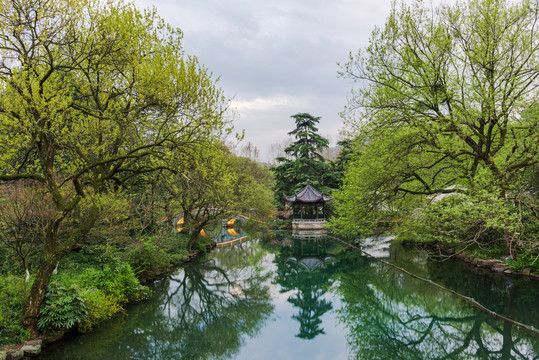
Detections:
[22, 249, 59, 334]
[21, 206, 99, 334]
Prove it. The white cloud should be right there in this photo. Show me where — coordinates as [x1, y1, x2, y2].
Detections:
[133, 0, 395, 159]
[233, 94, 310, 112]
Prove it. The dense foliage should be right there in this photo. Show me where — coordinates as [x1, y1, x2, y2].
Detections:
[37, 282, 87, 332]
[0, 276, 28, 346]
[271, 113, 337, 206]
[332, 0, 539, 267]
[0, 0, 275, 342]
[165, 143, 275, 250]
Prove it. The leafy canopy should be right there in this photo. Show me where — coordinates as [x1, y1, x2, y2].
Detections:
[271, 113, 333, 204]
[332, 0, 539, 242]
[0, 0, 229, 332]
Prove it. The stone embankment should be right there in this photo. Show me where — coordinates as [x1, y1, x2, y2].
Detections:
[403, 242, 539, 279]
[1, 338, 42, 359]
[463, 256, 539, 279]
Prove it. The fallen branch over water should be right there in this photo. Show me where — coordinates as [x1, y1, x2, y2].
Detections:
[329, 235, 539, 337]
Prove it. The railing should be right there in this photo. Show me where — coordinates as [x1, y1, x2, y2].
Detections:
[292, 232, 326, 239]
[292, 219, 326, 223]
[215, 236, 248, 248]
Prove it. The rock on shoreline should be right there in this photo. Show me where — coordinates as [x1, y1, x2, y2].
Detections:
[1, 338, 43, 359]
[403, 241, 539, 280]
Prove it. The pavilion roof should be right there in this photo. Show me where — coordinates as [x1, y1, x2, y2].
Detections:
[284, 181, 332, 203]
[286, 256, 336, 272]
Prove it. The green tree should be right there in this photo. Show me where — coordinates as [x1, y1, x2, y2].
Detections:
[334, 0, 539, 249]
[166, 144, 236, 251]
[0, 0, 227, 332]
[271, 113, 332, 205]
[166, 143, 275, 251]
[330, 139, 355, 188]
[227, 155, 276, 220]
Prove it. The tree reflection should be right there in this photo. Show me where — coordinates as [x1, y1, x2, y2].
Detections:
[335, 260, 539, 359]
[389, 244, 539, 331]
[288, 276, 333, 339]
[41, 241, 274, 360]
[131, 241, 273, 359]
[273, 237, 337, 340]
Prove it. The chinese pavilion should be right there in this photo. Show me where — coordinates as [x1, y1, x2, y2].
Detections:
[284, 180, 332, 229]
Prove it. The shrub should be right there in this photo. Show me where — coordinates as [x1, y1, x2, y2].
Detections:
[126, 233, 193, 280]
[399, 193, 514, 246]
[38, 281, 87, 332]
[126, 237, 170, 279]
[57, 245, 109, 274]
[80, 259, 150, 304]
[36, 257, 149, 334]
[78, 288, 123, 332]
[158, 232, 190, 255]
[507, 252, 539, 272]
[0, 275, 28, 346]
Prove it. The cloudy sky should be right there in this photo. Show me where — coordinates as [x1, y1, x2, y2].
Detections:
[133, 0, 395, 161]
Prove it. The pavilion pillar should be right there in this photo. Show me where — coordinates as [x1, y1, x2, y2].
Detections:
[284, 183, 332, 223]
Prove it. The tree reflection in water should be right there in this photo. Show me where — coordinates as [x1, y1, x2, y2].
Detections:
[273, 236, 337, 340]
[38, 237, 539, 360]
[335, 259, 539, 359]
[40, 240, 274, 360]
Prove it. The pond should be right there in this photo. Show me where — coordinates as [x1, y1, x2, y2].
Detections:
[38, 232, 539, 359]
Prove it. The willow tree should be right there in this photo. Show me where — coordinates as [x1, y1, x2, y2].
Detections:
[334, 0, 539, 249]
[0, 0, 228, 332]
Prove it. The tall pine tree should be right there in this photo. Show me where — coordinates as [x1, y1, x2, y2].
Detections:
[271, 113, 332, 206]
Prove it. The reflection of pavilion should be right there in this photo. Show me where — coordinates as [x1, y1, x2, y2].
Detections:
[292, 230, 326, 239]
[286, 237, 335, 272]
[286, 256, 336, 272]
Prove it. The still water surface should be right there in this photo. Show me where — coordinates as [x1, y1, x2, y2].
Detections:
[39, 233, 539, 359]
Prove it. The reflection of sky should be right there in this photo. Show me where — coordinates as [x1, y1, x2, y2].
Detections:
[38, 238, 539, 360]
[235, 253, 348, 360]
[361, 235, 393, 258]
[160, 250, 350, 359]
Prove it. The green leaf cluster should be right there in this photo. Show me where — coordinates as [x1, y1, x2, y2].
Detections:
[125, 234, 186, 281]
[37, 281, 87, 331]
[0, 275, 29, 345]
[79, 259, 149, 304]
[333, 0, 539, 257]
[78, 288, 124, 333]
[35, 254, 151, 333]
